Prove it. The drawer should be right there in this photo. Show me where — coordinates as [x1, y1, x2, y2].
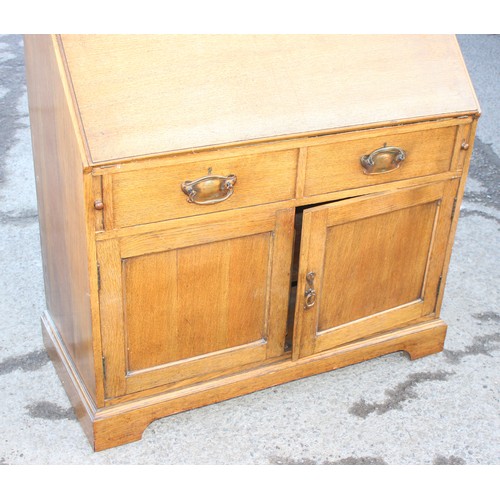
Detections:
[304, 124, 458, 197]
[108, 149, 298, 228]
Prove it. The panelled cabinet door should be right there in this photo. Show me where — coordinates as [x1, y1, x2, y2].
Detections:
[293, 180, 459, 360]
[97, 206, 294, 399]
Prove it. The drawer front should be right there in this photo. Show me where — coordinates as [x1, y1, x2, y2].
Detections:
[110, 149, 298, 228]
[304, 124, 458, 197]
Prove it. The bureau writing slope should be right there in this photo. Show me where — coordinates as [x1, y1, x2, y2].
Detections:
[24, 35, 480, 451]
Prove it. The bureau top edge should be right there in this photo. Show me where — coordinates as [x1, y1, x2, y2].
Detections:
[52, 34, 479, 167]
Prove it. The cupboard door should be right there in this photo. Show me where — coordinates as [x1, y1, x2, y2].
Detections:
[98, 206, 294, 399]
[293, 180, 458, 359]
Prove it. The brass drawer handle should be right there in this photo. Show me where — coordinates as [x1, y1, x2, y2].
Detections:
[304, 272, 317, 309]
[360, 146, 406, 174]
[181, 171, 237, 205]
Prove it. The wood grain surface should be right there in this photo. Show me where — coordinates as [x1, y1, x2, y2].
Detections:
[59, 34, 479, 162]
[24, 35, 97, 400]
[110, 149, 297, 228]
[305, 122, 458, 196]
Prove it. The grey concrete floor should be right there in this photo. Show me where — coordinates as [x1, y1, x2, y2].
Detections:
[0, 35, 498, 465]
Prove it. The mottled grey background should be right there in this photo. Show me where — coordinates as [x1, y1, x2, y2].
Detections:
[0, 34, 498, 464]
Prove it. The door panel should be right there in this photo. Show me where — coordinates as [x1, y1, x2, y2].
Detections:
[98, 206, 294, 398]
[293, 180, 458, 359]
[124, 233, 270, 371]
[318, 202, 436, 330]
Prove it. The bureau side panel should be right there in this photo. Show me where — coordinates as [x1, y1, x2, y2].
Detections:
[24, 35, 97, 402]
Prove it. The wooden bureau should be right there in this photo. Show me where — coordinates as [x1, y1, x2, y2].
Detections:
[24, 35, 480, 451]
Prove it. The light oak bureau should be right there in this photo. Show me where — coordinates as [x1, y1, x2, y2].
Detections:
[24, 35, 480, 451]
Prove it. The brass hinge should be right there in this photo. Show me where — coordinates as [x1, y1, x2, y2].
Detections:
[451, 197, 458, 219]
[436, 275, 443, 298]
[102, 356, 107, 379]
[97, 263, 101, 291]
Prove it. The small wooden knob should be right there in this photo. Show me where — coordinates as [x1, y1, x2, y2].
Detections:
[461, 141, 469, 150]
[94, 200, 104, 210]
